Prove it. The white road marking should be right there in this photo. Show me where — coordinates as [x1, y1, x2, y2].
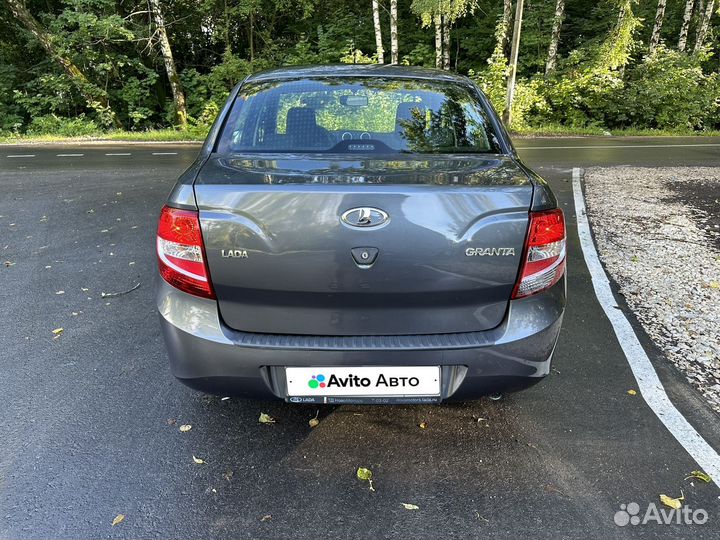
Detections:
[7, 154, 35, 158]
[105, 153, 132, 156]
[56, 153, 84, 157]
[520, 143, 720, 150]
[152, 152, 178, 155]
[572, 167, 720, 486]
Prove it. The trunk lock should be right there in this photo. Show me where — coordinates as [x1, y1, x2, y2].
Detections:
[351, 247, 379, 267]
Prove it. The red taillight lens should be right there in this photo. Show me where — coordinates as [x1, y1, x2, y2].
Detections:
[512, 208, 566, 299]
[157, 205, 215, 299]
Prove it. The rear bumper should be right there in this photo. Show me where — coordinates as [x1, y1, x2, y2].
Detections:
[157, 276, 565, 402]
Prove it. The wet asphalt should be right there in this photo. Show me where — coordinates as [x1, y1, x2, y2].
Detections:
[0, 137, 719, 540]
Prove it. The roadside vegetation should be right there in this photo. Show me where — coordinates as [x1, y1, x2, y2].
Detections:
[1, 0, 719, 141]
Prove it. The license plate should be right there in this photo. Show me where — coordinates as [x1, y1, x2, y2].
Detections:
[286, 366, 440, 397]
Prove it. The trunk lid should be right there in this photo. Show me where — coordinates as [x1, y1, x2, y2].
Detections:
[194, 154, 532, 336]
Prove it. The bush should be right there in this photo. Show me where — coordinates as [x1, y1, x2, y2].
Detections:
[616, 47, 720, 130]
[26, 114, 99, 137]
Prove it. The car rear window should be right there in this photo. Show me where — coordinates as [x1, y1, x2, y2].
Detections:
[216, 77, 503, 155]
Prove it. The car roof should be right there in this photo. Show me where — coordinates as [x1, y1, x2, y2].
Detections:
[245, 64, 472, 84]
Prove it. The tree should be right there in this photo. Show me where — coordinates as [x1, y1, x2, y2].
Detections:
[694, 0, 716, 52]
[545, 0, 565, 73]
[434, 13, 443, 68]
[3, 0, 121, 128]
[372, 0, 385, 63]
[149, 0, 188, 128]
[502, 0, 524, 125]
[442, 15, 450, 69]
[500, 0, 513, 54]
[390, 0, 398, 63]
[678, 0, 695, 51]
[649, 0, 667, 53]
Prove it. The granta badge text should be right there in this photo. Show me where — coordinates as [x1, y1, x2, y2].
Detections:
[465, 247, 516, 257]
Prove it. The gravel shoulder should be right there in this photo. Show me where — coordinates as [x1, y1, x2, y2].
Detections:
[585, 167, 720, 413]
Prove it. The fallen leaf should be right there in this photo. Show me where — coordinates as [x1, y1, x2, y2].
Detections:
[627, 389, 637, 395]
[260, 514, 272, 522]
[357, 467, 373, 481]
[660, 492, 684, 510]
[259, 412, 276, 424]
[401, 503, 419, 510]
[686, 470, 711, 483]
[192, 455, 205, 464]
[52, 328, 63, 337]
[55, 290, 65, 295]
[179, 424, 192, 432]
[419, 421, 428, 429]
[309, 418, 320, 428]
[111, 514, 125, 527]
[709, 281, 720, 289]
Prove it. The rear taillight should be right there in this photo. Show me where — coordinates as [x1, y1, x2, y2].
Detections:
[512, 208, 566, 299]
[157, 205, 215, 299]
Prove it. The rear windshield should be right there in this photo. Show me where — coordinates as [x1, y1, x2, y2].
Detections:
[216, 77, 503, 155]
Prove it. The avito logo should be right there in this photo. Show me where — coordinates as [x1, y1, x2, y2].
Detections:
[308, 374, 327, 389]
[307, 372, 420, 390]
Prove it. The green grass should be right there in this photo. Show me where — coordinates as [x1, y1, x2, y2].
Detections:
[0, 128, 208, 144]
[512, 124, 720, 137]
[2, 125, 720, 145]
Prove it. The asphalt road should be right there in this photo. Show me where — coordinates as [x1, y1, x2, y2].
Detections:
[1, 137, 719, 540]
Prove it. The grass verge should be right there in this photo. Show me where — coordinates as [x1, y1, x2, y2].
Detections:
[2, 125, 720, 144]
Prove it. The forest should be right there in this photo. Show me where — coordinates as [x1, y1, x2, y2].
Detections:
[0, 0, 718, 137]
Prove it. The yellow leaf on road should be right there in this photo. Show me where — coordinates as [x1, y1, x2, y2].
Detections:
[259, 412, 276, 424]
[687, 470, 711, 483]
[179, 424, 192, 432]
[52, 328, 63, 335]
[401, 503, 419, 510]
[192, 455, 205, 464]
[660, 492, 684, 509]
[627, 389, 637, 395]
[309, 418, 319, 428]
[419, 421, 428, 429]
[357, 467, 373, 481]
[111, 514, 125, 527]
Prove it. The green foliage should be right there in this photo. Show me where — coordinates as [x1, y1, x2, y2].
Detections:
[617, 47, 720, 129]
[26, 114, 99, 136]
[2, 0, 719, 137]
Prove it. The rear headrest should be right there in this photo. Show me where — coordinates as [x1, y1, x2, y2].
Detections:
[286, 107, 318, 133]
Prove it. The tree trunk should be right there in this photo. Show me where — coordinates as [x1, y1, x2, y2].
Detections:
[389, 0, 398, 63]
[694, 0, 716, 52]
[249, 11, 255, 62]
[434, 13, 442, 68]
[678, 0, 694, 51]
[442, 15, 450, 70]
[503, 0, 524, 126]
[545, 0, 565, 73]
[372, 0, 384, 63]
[649, 0, 667, 53]
[501, 0, 513, 54]
[4, 0, 121, 128]
[149, 0, 187, 128]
